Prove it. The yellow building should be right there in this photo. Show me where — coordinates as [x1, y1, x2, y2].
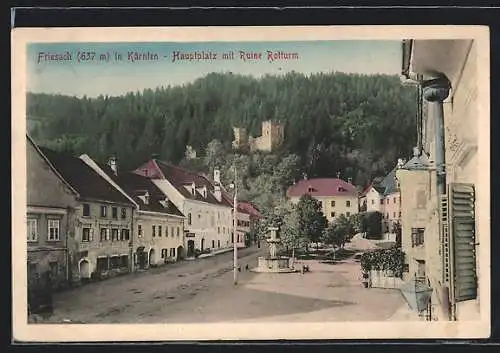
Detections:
[287, 177, 359, 223]
[399, 37, 487, 322]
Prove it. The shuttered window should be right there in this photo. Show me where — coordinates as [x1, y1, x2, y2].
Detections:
[449, 183, 477, 302]
[440, 194, 450, 284]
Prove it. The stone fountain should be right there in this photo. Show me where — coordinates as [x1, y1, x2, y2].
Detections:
[252, 227, 297, 273]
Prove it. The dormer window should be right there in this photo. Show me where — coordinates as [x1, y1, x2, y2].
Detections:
[307, 185, 314, 193]
[159, 197, 169, 208]
[202, 186, 208, 198]
[144, 191, 149, 205]
[191, 182, 196, 196]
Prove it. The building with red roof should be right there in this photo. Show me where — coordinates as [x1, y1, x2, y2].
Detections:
[132, 159, 233, 257]
[287, 177, 359, 223]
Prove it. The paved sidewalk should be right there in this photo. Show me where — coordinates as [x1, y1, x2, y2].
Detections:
[387, 303, 422, 321]
[159, 258, 413, 323]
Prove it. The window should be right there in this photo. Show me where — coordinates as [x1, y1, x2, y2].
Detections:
[121, 229, 130, 241]
[218, 240, 220, 248]
[346, 212, 351, 217]
[212, 240, 215, 248]
[188, 213, 192, 225]
[47, 219, 60, 241]
[49, 261, 59, 278]
[112, 228, 119, 241]
[330, 212, 335, 217]
[100, 227, 109, 241]
[331, 200, 335, 207]
[100, 206, 107, 218]
[83, 204, 90, 217]
[346, 200, 351, 207]
[27, 218, 38, 242]
[152, 225, 156, 237]
[393, 212, 396, 218]
[121, 208, 127, 219]
[380, 199, 384, 205]
[371, 199, 374, 205]
[158, 225, 162, 237]
[411, 228, 425, 247]
[416, 190, 427, 209]
[177, 227, 180, 237]
[82, 227, 91, 242]
[138, 224, 143, 237]
[393, 197, 397, 204]
[218, 227, 220, 234]
[112, 207, 118, 219]
[416, 260, 426, 280]
[386, 213, 389, 219]
[161, 249, 167, 258]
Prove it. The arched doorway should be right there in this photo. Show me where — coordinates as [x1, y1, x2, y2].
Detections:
[176, 246, 184, 261]
[149, 248, 156, 267]
[79, 259, 91, 279]
[136, 246, 147, 269]
[187, 240, 195, 257]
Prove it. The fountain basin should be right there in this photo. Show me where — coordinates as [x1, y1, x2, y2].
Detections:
[251, 256, 298, 273]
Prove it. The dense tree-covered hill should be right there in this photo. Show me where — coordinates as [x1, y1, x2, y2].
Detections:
[27, 71, 418, 186]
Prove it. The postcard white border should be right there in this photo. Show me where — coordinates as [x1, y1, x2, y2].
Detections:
[12, 25, 490, 342]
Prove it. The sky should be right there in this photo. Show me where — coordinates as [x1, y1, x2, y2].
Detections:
[27, 40, 402, 98]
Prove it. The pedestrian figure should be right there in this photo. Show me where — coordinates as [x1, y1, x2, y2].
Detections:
[245, 264, 249, 271]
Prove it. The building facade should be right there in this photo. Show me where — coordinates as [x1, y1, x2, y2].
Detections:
[133, 159, 233, 257]
[287, 178, 359, 223]
[38, 148, 136, 283]
[400, 38, 483, 321]
[84, 159, 186, 270]
[360, 167, 402, 234]
[27, 135, 77, 291]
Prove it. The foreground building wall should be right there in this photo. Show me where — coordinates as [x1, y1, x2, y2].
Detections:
[402, 38, 481, 321]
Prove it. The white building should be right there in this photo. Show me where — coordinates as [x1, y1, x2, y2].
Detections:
[133, 159, 233, 257]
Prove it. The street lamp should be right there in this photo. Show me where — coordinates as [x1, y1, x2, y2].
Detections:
[399, 278, 433, 315]
[229, 167, 238, 286]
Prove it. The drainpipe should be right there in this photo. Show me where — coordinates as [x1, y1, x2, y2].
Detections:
[422, 74, 452, 321]
[421, 75, 451, 196]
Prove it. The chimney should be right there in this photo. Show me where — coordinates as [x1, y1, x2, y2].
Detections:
[191, 181, 196, 196]
[108, 156, 118, 175]
[214, 184, 222, 202]
[347, 177, 353, 184]
[214, 168, 221, 184]
[303, 173, 308, 180]
[336, 171, 341, 179]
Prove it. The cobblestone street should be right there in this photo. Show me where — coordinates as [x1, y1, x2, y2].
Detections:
[35, 243, 412, 324]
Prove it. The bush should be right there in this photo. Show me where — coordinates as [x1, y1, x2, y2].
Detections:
[360, 247, 405, 277]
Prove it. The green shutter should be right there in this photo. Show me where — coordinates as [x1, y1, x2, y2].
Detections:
[439, 194, 450, 284]
[449, 183, 477, 302]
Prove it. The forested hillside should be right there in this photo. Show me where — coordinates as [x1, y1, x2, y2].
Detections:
[27, 71, 418, 188]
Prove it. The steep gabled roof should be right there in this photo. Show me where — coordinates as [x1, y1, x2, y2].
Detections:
[27, 134, 79, 197]
[97, 165, 184, 217]
[38, 147, 134, 205]
[150, 160, 232, 208]
[378, 167, 399, 196]
[287, 178, 358, 198]
[237, 201, 262, 219]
